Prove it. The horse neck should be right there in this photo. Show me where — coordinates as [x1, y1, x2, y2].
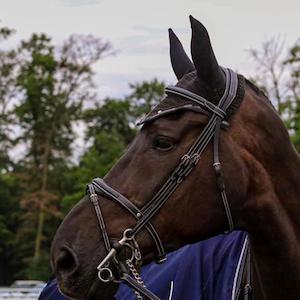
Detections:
[242, 137, 300, 236]
[272, 149, 300, 229]
[240, 123, 300, 299]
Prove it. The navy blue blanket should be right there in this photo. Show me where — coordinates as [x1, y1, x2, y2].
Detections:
[39, 231, 248, 300]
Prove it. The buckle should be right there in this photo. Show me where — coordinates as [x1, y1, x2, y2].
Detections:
[90, 193, 98, 205]
[155, 254, 167, 264]
[171, 153, 200, 183]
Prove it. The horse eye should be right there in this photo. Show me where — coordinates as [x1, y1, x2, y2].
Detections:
[153, 136, 174, 151]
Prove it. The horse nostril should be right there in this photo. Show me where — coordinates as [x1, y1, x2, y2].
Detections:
[55, 245, 79, 276]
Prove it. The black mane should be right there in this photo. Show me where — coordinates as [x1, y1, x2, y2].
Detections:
[244, 78, 276, 111]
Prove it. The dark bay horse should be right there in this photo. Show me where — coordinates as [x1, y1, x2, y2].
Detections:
[51, 16, 300, 299]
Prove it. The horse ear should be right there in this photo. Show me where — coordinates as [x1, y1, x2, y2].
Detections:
[190, 15, 225, 93]
[168, 28, 194, 80]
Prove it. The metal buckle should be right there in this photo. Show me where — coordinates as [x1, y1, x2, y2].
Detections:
[181, 154, 190, 164]
[171, 153, 200, 184]
[98, 266, 114, 282]
[213, 162, 222, 174]
[90, 193, 98, 205]
[97, 228, 140, 283]
[191, 153, 200, 165]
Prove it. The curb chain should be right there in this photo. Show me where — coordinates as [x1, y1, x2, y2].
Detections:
[126, 259, 145, 300]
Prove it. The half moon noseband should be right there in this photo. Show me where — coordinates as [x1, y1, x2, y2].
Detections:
[87, 68, 244, 299]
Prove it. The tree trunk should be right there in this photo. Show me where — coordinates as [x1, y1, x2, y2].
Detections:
[34, 133, 52, 260]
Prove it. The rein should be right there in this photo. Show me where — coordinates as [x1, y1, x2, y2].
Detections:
[87, 68, 245, 299]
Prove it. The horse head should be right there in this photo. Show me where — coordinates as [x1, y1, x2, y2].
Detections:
[51, 16, 300, 300]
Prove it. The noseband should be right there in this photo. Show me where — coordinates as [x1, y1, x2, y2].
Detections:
[87, 68, 241, 299]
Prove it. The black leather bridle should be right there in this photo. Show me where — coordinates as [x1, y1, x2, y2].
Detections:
[86, 68, 245, 299]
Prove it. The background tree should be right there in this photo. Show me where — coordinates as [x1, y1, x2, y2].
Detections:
[128, 79, 165, 118]
[0, 25, 22, 285]
[0, 28, 165, 282]
[249, 37, 300, 151]
[13, 33, 111, 279]
[0, 26, 18, 169]
[248, 37, 289, 116]
[61, 80, 165, 212]
[284, 39, 300, 149]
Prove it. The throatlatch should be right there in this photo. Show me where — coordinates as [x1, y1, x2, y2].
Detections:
[87, 68, 243, 300]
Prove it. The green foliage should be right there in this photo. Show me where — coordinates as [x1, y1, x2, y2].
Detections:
[0, 25, 112, 283]
[0, 173, 18, 248]
[0, 32, 165, 282]
[0, 26, 17, 172]
[84, 98, 136, 144]
[61, 131, 125, 212]
[60, 81, 165, 212]
[0, 171, 21, 285]
[128, 79, 165, 117]
[13, 31, 111, 280]
[22, 254, 52, 281]
[0, 30, 166, 284]
[0, 25, 22, 285]
[249, 37, 300, 151]
[283, 40, 300, 151]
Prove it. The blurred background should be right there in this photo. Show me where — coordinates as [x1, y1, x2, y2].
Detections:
[0, 0, 299, 296]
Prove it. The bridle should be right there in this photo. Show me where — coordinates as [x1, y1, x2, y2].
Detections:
[87, 68, 244, 299]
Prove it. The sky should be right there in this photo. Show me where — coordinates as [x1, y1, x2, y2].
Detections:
[0, 0, 299, 100]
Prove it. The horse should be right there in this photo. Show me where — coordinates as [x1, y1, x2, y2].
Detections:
[50, 16, 300, 299]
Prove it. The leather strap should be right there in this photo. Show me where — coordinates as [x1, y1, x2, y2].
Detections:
[130, 68, 237, 236]
[244, 246, 252, 300]
[121, 273, 160, 300]
[89, 178, 166, 262]
[88, 184, 111, 252]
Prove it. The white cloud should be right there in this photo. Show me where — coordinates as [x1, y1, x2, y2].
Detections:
[60, 0, 102, 7]
[0, 0, 299, 99]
